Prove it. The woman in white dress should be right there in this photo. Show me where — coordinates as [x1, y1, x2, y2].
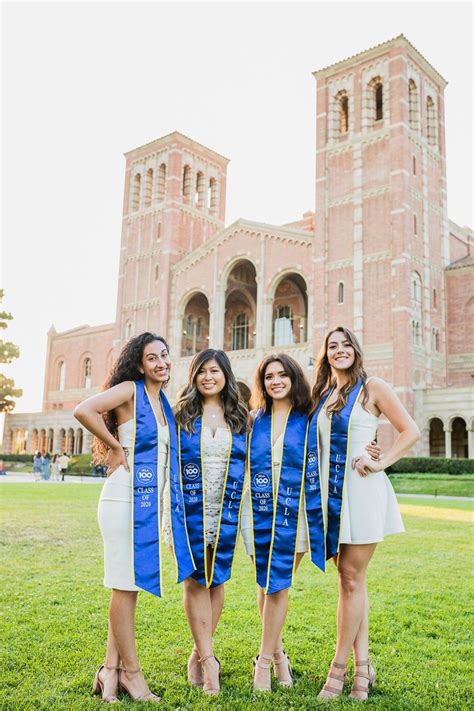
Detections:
[74, 332, 183, 704]
[174, 349, 248, 696]
[312, 327, 420, 702]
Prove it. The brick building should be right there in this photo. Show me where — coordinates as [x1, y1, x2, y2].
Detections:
[4, 35, 473, 458]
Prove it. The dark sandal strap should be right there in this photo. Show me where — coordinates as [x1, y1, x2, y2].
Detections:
[323, 684, 343, 694]
[351, 685, 369, 694]
[332, 661, 347, 669]
[354, 671, 370, 681]
[328, 671, 345, 682]
[354, 659, 369, 666]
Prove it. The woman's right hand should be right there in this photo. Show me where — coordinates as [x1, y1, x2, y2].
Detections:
[106, 444, 129, 475]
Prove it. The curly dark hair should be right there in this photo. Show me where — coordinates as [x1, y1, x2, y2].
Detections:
[251, 352, 312, 414]
[174, 349, 248, 434]
[92, 332, 169, 463]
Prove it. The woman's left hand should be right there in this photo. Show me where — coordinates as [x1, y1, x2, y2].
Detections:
[352, 454, 383, 477]
[365, 439, 381, 460]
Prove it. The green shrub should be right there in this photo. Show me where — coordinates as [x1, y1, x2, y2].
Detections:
[386, 457, 474, 475]
[0, 454, 34, 463]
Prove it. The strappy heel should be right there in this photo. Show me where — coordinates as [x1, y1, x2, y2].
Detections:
[187, 648, 203, 687]
[349, 659, 376, 701]
[318, 660, 347, 700]
[199, 654, 220, 696]
[273, 648, 293, 688]
[118, 667, 161, 703]
[253, 653, 272, 692]
[92, 664, 120, 704]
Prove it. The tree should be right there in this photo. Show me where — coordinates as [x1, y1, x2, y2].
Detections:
[0, 289, 23, 412]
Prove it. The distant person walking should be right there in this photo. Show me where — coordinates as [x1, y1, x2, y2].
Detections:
[41, 453, 51, 481]
[51, 454, 60, 481]
[58, 453, 70, 481]
[33, 451, 43, 482]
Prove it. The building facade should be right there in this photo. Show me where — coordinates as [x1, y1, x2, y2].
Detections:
[4, 35, 473, 458]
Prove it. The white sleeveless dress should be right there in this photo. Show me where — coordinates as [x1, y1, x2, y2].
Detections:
[200, 425, 232, 547]
[97, 419, 171, 591]
[319, 402, 404, 544]
[240, 432, 309, 556]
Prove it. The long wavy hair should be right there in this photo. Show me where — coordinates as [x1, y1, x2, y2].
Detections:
[92, 332, 170, 463]
[174, 349, 248, 434]
[252, 353, 312, 414]
[311, 326, 368, 415]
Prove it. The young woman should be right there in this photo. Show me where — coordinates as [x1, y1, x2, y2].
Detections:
[51, 453, 60, 481]
[41, 452, 51, 480]
[174, 349, 248, 696]
[74, 332, 194, 704]
[310, 327, 420, 701]
[241, 353, 313, 692]
[33, 451, 42, 482]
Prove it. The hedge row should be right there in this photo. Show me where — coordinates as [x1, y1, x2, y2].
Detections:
[386, 457, 474, 475]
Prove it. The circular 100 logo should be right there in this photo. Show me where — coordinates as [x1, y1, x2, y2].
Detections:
[254, 472, 270, 489]
[184, 463, 200, 480]
[137, 467, 155, 484]
[307, 451, 316, 466]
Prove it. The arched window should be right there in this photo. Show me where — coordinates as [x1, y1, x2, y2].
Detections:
[432, 328, 440, 352]
[144, 168, 153, 208]
[58, 360, 66, 391]
[415, 322, 421, 345]
[83, 358, 92, 389]
[208, 177, 217, 211]
[124, 320, 133, 340]
[433, 288, 437, 309]
[429, 418, 445, 457]
[412, 272, 422, 303]
[375, 83, 383, 121]
[274, 306, 294, 346]
[155, 264, 159, 281]
[157, 163, 166, 201]
[426, 96, 436, 146]
[339, 94, 349, 134]
[338, 282, 344, 304]
[413, 214, 417, 235]
[195, 171, 205, 206]
[232, 313, 249, 350]
[408, 79, 419, 131]
[182, 165, 191, 197]
[413, 156, 416, 175]
[131, 173, 141, 211]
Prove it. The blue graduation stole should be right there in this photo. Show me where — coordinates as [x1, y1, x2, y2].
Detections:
[131, 381, 195, 596]
[306, 379, 364, 564]
[249, 407, 308, 595]
[179, 416, 247, 588]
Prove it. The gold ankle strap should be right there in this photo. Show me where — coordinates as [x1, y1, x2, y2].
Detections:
[121, 667, 141, 674]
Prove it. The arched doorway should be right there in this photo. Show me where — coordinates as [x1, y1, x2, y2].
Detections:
[75, 429, 83, 455]
[224, 261, 257, 351]
[451, 418, 468, 458]
[272, 273, 308, 346]
[66, 428, 75, 455]
[46, 429, 54, 453]
[181, 292, 210, 356]
[429, 418, 445, 457]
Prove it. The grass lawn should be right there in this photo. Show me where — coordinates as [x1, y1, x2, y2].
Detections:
[1, 485, 473, 710]
[390, 473, 474, 498]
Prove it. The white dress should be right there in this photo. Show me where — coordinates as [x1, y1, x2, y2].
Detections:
[201, 425, 231, 547]
[319, 402, 404, 544]
[240, 432, 309, 556]
[97, 419, 171, 591]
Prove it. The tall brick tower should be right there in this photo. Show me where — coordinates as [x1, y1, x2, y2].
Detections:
[114, 131, 229, 350]
[313, 35, 448, 425]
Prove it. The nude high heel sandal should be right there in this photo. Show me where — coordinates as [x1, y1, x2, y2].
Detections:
[253, 653, 273, 692]
[118, 668, 161, 703]
[92, 664, 120, 704]
[187, 648, 203, 686]
[273, 648, 293, 688]
[317, 660, 348, 700]
[349, 659, 376, 701]
[199, 655, 221, 696]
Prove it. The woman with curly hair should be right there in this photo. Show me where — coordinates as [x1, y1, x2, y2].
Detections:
[74, 332, 194, 704]
[311, 327, 419, 702]
[174, 349, 248, 696]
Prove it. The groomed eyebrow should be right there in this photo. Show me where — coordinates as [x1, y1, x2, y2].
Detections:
[328, 340, 351, 346]
[146, 349, 168, 357]
[265, 370, 287, 376]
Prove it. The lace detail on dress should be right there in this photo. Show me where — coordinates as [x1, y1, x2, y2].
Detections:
[202, 426, 231, 546]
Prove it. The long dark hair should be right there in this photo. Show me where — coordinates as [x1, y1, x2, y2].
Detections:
[311, 326, 368, 415]
[252, 353, 312, 413]
[93, 332, 170, 463]
[174, 349, 248, 434]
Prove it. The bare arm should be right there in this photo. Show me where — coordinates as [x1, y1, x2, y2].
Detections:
[74, 381, 135, 473]
[353, 378, 420, 476]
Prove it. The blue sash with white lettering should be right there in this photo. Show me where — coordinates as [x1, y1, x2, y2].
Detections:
[307, 379, 364, 564]
[249, 407, 308, 595]
[179, 416, 247, 588]
[132, 381, 195, 596]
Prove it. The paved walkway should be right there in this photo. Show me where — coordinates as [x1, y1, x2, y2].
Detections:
[397, 492, 473, 502]
[0, 471, 103, 484]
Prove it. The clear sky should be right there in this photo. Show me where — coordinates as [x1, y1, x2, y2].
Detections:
[2, 0, 473, 414]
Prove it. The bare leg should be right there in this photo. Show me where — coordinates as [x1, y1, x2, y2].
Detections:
[183, 576, 219, 693]
[352, 590, 369, 662]
[108, 589, 156, 699]
[97, 617, 120, 699]
[319, 544, 376, 699]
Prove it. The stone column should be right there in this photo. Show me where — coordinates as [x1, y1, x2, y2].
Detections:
[444, 426, 452, 459]
[53, 430, 63, 454]
[421, 426, 430, 457]
[212, 288, 225, 349]
[84, 431, 93, 455]
[468, 425, 474, 460]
